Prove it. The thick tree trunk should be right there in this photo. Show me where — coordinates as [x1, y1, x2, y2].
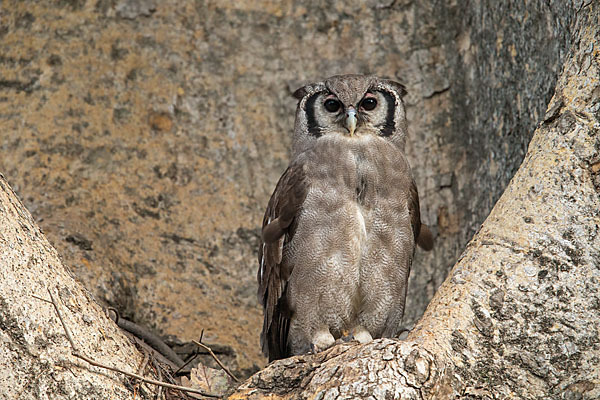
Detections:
[0, 174, 156, 399]
[231, 4, 600, 399]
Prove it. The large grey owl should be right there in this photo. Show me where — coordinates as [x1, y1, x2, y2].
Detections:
[257, 74, 433, 361]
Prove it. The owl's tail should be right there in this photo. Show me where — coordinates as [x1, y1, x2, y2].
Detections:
[417, 224, 434, 251]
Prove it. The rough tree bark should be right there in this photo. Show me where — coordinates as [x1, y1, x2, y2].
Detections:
[0, 174, 158, 399]
[231, 5, 600, 400]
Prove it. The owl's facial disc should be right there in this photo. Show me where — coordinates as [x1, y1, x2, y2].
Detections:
[314, 91, 382, 138]
[346, 106, 357, 136]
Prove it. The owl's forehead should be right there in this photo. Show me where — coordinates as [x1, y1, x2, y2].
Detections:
[324, 75, 377, 106]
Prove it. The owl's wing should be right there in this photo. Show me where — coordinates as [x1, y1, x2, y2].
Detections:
[409, 180, 434, 251]
[258, 162, 308, 361]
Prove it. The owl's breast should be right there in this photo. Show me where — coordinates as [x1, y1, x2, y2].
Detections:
[350, 136, 411, 209]
[302, 135, 410, 206]
[298, 135, 413, 252]
[286, 136, 414, 330]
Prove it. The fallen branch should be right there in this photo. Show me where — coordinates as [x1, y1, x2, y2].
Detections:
[44, 288, 220, 398]
[192, 340, 239, 383]
[107, 307, 186, 368]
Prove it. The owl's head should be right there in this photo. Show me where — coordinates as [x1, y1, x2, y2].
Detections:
[291, 74, 408, 155]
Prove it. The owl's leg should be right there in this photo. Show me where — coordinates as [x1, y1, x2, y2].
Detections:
[310, 329, 336, 353]
[350, 325, 373, 343]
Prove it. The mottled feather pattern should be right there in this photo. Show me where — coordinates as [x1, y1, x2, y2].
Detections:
[258, 75, 432, 361]
[258, 162, 308, 359]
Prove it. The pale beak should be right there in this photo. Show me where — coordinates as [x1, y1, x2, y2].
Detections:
[346, 106, 357, 136]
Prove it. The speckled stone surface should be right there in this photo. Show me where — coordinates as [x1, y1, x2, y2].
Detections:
[0, 0, 575, 373]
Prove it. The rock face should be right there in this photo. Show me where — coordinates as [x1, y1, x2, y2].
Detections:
[0, 0, 576, 373]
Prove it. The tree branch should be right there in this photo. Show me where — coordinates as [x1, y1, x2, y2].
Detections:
[43, 288, 220, 398]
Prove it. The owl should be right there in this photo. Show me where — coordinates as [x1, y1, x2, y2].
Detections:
[257, 74, 433, 361]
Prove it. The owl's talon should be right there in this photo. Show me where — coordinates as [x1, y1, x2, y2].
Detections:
[310, 330, 335, 353]
[351, 327, 373, 344]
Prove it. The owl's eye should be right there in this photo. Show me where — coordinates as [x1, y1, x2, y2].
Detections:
[324, 99, 341, 113]
[361, 97, 377, 111]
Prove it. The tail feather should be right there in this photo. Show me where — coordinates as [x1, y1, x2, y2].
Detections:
[417, 224, 434, 251]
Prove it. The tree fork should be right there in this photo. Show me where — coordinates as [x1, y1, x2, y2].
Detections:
[231, 4, 600, 399]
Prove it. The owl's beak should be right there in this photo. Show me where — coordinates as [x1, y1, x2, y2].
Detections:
[346, 107, 357, 136]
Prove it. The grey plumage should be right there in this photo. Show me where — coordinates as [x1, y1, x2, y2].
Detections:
[258, 74, 433, 361]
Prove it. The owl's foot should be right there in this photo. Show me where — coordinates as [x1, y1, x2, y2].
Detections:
[340, 329, 353, 342]
[310, 330, 336, 353]
[351, 326, 373, 343]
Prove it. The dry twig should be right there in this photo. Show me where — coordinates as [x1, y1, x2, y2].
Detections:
[174, 351, 199, 375]
[44, 288, 220, 398]
[134, 352, 151, 396]
[153, 358, 163, 400]
[32, 294, 52, 304]
[192, 340, 239, 383]
[138, 352, 150, 375]
[174, 329, 204, 376]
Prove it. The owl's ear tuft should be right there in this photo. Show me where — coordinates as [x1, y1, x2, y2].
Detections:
[292, 86, 308, 100]
[383, 80, 407, 98]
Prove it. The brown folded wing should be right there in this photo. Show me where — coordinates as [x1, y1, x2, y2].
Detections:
[257, 162, 308, 361]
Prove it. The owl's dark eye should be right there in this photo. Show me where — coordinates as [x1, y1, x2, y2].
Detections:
[324, 99, 341, 113]
[361, 97, 377, 111]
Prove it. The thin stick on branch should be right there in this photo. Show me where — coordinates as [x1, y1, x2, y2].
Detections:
[173, 329, 204, 375]
[174, 351, 199, 375]
[192, 340, 239, 383]
[138, 352, 150, 375]
[32, 294, 52, 304]
[153, 358, 163, 400]
[43, 288, 220, 398]
[134, 352, 150, 395]
[70, 351, 220, 397]
[47, 288, 78, 351]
